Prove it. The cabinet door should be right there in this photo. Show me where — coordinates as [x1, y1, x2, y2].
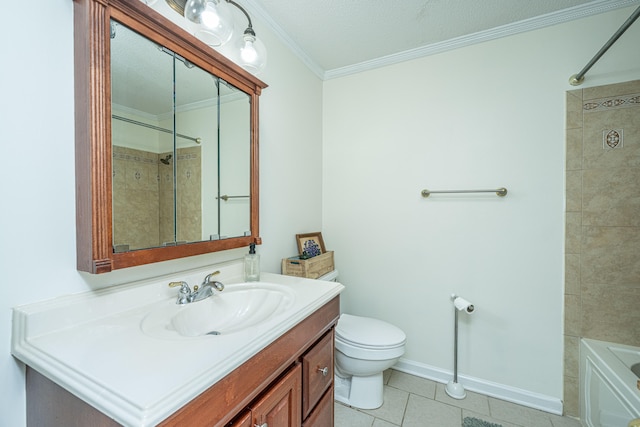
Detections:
[302, 330, 334, 419]
[250, 364, 302, 427]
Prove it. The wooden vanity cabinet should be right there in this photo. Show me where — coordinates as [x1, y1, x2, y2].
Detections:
[302, 385, 334, 427]
[223, 308, 336, 427]
[227, 410, 252, 427]
[301, 317, 335, 426]
[247, 363, 302, 427]
[302, 330, 334, 419]
[226, 328, 334, 427]
[25, 297, 339, 427]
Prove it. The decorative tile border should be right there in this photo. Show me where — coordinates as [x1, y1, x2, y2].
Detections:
[112, 152, 157, 164]
[112, 150, 199, 164]
[113, 146, 157, 165]
[176, 152, 199, 161]
[583, 93, 640, 112]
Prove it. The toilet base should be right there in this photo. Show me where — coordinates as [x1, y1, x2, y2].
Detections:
[334, 372, 384, 410]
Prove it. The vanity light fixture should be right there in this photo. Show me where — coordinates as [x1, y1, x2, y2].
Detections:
[166, 0, 267, 74]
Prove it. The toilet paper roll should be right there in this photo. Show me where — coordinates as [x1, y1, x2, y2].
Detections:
[453, 297, 474, 314]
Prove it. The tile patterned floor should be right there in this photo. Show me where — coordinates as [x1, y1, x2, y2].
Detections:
[334, 370, 583, 427]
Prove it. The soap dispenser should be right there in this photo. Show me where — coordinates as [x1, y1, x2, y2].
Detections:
[244, 243, 260, 282]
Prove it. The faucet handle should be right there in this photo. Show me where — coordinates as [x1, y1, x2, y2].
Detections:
[168, 281, 191, 304]
[202, 271, 224, 292]
[168, 281, 190, 290]
[203, 271, 221, 282]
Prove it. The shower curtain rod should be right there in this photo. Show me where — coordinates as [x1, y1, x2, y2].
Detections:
[569, 5, 640, 86]
[112, 115, 202, 144]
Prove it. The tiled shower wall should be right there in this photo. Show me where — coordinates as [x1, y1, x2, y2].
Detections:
[113, 145, 202, 250]
[170, 146, 202, 244]
[564, 79, 640, 416]
[113, 146, 161, 250]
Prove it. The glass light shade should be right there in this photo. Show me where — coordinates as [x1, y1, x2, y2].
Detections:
[184, 0, 234, 46]
[238, 33, 267, 74]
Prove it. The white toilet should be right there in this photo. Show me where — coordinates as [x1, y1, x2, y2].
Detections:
[318, 271, 406, 409]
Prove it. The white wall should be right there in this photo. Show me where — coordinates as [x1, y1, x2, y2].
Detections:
[322, 5, 640, 403]
[0, 2, 322, 426]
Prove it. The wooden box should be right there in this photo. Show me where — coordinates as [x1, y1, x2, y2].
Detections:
[282, 251, 334, 279]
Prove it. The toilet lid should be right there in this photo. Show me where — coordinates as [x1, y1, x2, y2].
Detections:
[336, 314, 406, 348]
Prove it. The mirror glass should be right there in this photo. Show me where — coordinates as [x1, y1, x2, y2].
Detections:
[110, 21, 251, 252]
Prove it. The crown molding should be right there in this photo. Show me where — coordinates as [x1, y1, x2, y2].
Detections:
[243, 0, 640, 81]
[242, 0, 325, 79]
[325, 0, 640, 79]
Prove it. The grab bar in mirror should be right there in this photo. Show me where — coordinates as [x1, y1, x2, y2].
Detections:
[421, 188, 507, 198]
[217, 195, 250, 201]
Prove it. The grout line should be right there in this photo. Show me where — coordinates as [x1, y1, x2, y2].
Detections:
[398, 390, 409, 427]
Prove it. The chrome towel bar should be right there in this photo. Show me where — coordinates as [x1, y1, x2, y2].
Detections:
[421, 188, 507, 198]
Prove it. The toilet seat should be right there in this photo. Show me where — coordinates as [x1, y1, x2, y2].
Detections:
[335, 314, 406, 359]
[337, 314, 406, 347]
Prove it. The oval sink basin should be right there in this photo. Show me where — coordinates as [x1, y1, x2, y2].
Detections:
[141, 283, 295, 338]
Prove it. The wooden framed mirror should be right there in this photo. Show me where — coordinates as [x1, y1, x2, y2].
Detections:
[74, 0, 267, 273]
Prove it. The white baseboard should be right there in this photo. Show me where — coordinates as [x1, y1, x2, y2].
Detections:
[392, 358, 563, 415]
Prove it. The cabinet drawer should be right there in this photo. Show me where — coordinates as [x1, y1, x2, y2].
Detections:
[302, 330, 334, 419]
[302, 387, 333, 427]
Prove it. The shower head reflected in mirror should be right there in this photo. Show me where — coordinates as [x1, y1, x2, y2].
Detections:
[160, 154, 172, 165]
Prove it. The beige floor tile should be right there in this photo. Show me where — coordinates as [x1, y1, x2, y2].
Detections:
[333, 371, 585, 427]
[435, 383, 491, 416]
[383, 368, 392, 384]
[372, 418, 399, 427]
[548, 413, 582, 427]
[335, 402, 375, 427]
[402, 394, 462, 427]
[388, 370, 437, 399]
[489, 397, 553, 427]
[361, 385, 409, 425]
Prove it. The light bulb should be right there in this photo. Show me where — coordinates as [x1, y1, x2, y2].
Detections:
[240, 36, 258, 63]
[185, 0, 234, 46]
[201, 8, 222, 28]
[184, 0, 207, 23]
[238, 32, 267, 74]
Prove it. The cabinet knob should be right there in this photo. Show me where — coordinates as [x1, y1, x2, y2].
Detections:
[317, 366, 329, 377]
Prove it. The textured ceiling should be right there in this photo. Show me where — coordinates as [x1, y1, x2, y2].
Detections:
[242, 0, 640, 78]
[111, 22, 240, 116]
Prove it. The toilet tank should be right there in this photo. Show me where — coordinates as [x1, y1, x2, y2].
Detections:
[318, 270, 339, 282]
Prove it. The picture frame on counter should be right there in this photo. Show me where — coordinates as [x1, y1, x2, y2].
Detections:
[296, 232, 326, 258]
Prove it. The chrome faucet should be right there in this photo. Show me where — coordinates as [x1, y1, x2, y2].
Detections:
[168, 271, 224, 305]
[190, 271, 225, 302]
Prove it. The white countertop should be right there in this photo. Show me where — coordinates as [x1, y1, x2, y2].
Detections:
[11, 262, 344, 426]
